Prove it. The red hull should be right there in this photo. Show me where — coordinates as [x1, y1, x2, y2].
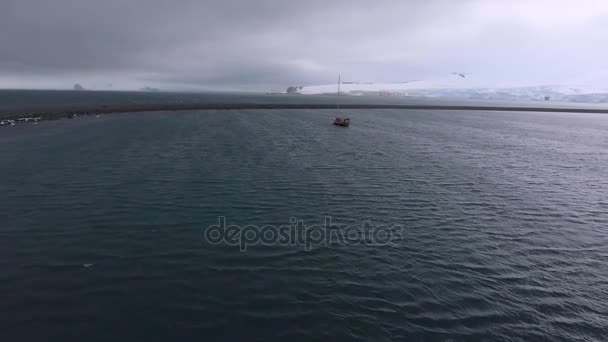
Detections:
[333, 117, 350, 127]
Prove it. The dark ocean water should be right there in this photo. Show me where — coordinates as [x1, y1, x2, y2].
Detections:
[2, 89, 608, 113]
[1, 108, 607, 341]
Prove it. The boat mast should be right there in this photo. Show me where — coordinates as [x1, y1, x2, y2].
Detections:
[337, 74, 341, 112]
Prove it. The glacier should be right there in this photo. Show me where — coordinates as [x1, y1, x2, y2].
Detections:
[289, 78, 608, 103]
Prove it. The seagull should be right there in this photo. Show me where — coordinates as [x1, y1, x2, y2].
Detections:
[452, 72, 467, 78]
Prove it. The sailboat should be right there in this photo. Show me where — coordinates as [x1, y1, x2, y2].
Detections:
[333, 74, 350, 127]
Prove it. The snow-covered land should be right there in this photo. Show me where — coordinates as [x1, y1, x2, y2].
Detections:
[288, 78, 608, 103]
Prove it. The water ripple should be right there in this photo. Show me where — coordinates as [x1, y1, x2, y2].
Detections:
[1, 109, 607, 341]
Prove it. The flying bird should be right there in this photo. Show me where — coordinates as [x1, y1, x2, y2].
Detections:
[452, 72, 467, 78]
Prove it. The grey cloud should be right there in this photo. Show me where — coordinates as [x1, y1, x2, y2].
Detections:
[1, 0, 607, 90]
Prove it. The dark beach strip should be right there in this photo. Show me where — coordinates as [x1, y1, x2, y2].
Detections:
[2, 102, 608, 122]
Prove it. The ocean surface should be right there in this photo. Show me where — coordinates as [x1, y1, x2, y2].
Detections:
[2, 89, 608, 113]
[1, 107, 607, 341]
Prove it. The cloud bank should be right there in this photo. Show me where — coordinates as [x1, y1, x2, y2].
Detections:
[1, 0, 607, 90]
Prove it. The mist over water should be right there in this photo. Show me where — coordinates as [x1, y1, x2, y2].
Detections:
[2, 90, 608, 116]
[1, 108, 607, 341]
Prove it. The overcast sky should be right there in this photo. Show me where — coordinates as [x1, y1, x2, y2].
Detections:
[1, 0, 607, 91]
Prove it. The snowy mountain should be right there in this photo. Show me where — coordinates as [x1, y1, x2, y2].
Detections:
[288, 78, 608, 103]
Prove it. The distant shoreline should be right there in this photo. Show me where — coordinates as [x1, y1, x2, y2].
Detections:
[2, 102, 608, 122]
